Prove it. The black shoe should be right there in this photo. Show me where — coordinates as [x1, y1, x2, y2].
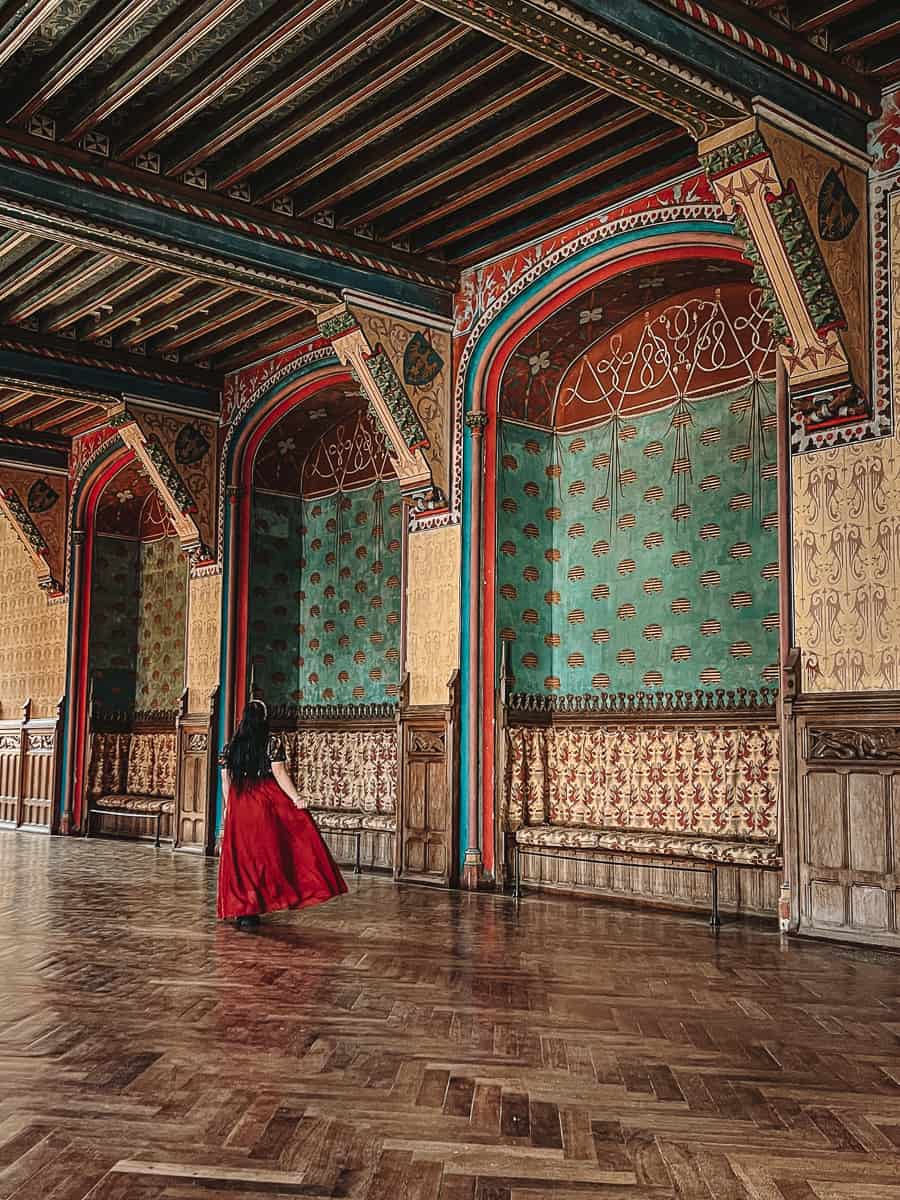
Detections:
[236, 915, 261, 931]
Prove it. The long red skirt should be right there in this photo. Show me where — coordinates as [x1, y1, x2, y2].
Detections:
[217, 776, 348, 920]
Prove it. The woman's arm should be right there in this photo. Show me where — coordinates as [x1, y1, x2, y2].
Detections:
[272, 760, 307, 808]
[220, 767, 230, 809]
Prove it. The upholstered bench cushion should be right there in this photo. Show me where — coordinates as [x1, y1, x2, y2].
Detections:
[310, 808, 396, 834]
[94, 794, 175, 815]
[515, 824, 781, 868]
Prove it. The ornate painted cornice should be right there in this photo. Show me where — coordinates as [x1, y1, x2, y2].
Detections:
[508, 688, 777, 715]
[418, 0, 748, 139]
[270, 701, 398, 724]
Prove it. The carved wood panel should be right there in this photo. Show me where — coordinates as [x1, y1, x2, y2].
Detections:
[0, 706, 61, 832]
[175, 692, 217, 853]
[398, 710, 457, 887]
[789, 699, 900, 948]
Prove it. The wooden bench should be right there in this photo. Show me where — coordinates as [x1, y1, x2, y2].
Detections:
[84, 705, 180, 847]
[500, 689, 782, 922]
[275, 706, 399, 873]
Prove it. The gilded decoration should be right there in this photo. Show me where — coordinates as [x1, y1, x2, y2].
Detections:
[186, 573, 222, 713]
[0, 513, 67, 718]
[406, 524, 461, 707]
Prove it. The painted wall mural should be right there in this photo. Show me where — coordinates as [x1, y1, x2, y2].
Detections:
[250, 407, 403, 708]
[135, 536, 188, 710]
[0, 513, 67, 719]
[496, 283, 780, 699]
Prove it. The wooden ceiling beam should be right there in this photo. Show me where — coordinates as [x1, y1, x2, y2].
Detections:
[43, 263, 160, 333]
[119, 0, 372, 164]
[0, 242, 78, 303]
[5, 252, 120, 324]
[2, 393, 74, 425]
[0, 0, 66, 73]
[163, 0, 419, 177]
[381, 98, 643, 241]
[830, 9, 900, 52]
[60, 0, 247, 143]
[420, 126, 684, 253]
[0, 229, 31, 264]
[790, 0, 875, 33]
[30, 400, 94, 432]
[180, 305, 309, 363]
[359, 88, 616, 236]
[83, 278, 191, 342]
[867, 38, 900, 79]
[116, 284, 235, 348]
[0, 388, 34, 412]
[288, 57, 553, 215]
[210, 20, 469, 192]
[8, 0, 163, 125]
[152, 294, 272, 352]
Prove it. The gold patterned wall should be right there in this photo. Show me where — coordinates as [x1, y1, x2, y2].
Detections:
[355, 307, 452, 501]
[186, 573, 221, 713]
[406, 525, 461, 707]
[0, 513, 67, 718]
[791, 189, 900, 693]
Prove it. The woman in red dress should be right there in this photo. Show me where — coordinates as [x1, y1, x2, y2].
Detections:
[217, 700, 347, 930]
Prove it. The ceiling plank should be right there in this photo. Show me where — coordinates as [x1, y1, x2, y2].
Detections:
[2, 393, 74, 424]
[118, 0, 368, 163]
[0, 0, 67, 73]
[60, 0, 248, 143]
[0, 242, 79, 303]
[117, 284, 235, 348]
[0, 388, 34, 412]
[163, 0, 420, 176]
[180, 304, 310, 362]
[791, 0, 875, 33]
[0, 229, 31, 264]
[356, 88, 614, 234]
[421, 126, 684, 253]
[210, 20, 469, 191]
[5, 252, 120, 324]
[830, 9, 900, 52]
[43, 263, 160, 333]
[9, 0, 164, 125]
[83, 277, 191, 342]
[31, 400, 94, 432]
[264, 49, 547, 211]
[152, 294, 272, 352]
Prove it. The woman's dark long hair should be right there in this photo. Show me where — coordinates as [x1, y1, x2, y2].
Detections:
[223, 700, 271, 783]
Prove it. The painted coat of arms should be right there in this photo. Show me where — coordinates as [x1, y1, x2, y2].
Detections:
[818, 168, 859, 241]
[27, 478, 59, 513]
[174, 422, 210, 465]
[402, 331, 443, 388]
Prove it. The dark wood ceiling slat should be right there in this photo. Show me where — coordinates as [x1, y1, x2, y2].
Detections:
[83, 277, 191, 342]
[5, 252, 119, 324]
[44, 263, 160, 333]
[420, 124, 683, 254]
[830, 10, 900, 52]
[8, 0, 163, 125]
[0, 0, 67, 72]
[0, 242, 79, 303]
[117, 284, 235, 348]
[60, 0, 248, 143]
[30, 400, 93, 432]
[152, 294, 273, 352]
[0, 388, 34, 412]
[180, 305, 310, 363]
[349, 85, 603, 231]
[290, 58, 556, 217]
[211, 20, 470, 192]
[128, 0, 410, 169]
[254, 43, 528, 204]
[791, 0, 876, 33]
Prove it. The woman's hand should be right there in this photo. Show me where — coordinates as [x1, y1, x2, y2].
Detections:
[293, 799, 309, 811]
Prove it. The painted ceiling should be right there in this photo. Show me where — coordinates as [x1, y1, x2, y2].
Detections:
[500, 258, 760, 427]
[94, 458, 176, 539]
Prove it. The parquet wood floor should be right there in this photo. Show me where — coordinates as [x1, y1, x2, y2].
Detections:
[1, 833, 899, 1200]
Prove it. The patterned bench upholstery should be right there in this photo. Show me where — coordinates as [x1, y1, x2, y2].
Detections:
[87, 731, 177, 846]
[507, 723, 782, 891]
[282, 728, 397, 868]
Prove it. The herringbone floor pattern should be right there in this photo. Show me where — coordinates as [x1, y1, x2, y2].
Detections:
[0, 832, 898, 1198]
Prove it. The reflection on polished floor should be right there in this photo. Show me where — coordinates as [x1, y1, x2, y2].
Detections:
[1, 831, 899, 1199]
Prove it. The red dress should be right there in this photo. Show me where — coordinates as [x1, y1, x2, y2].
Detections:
[217, 740, 347, 921]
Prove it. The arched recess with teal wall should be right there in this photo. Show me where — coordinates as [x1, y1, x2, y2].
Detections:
[457, 216, 751, 878]
[214, 346, 357, 834]
[60, 436, 135, 833]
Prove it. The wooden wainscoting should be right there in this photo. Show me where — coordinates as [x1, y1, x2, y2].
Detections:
[397, 675, 459, 887]
[175, 688, 219, 853]
[785, 687, 900, 949]
[0, 698, 63, 833]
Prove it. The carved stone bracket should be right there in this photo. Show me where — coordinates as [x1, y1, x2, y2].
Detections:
[112, 407, 214, 567]
[699, 114, 871, 449]
[318, 303, 432, 493]
[0, 487, 63, 596]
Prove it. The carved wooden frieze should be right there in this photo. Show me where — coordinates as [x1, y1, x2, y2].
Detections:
[187, 733, 209, 754]
[0, 734, 20, 751]
[26, 733, 54, 752]
[808, 726, 900, 761]
[408, 728, 446, 757]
